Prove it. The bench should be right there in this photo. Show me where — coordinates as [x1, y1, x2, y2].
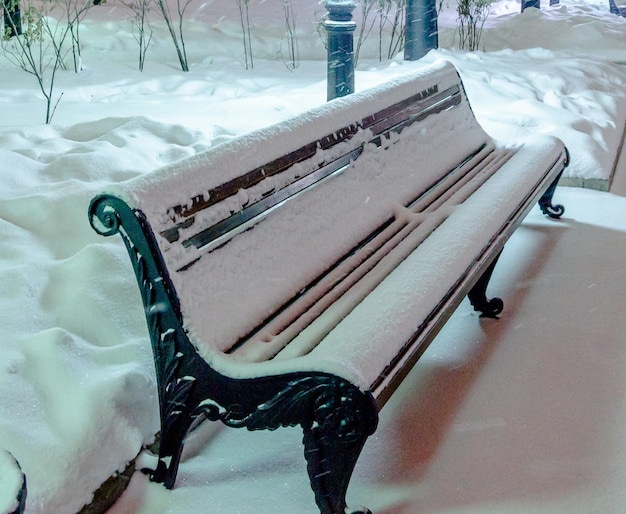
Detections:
[88, 60, 568, 514]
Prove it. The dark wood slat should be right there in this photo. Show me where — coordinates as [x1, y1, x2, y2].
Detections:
[225, 143, 503, 358]
[160, 84, 459, 243]
[163, 85, 462, 249]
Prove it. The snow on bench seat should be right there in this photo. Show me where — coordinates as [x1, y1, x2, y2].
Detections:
[300, 135, 566, 398]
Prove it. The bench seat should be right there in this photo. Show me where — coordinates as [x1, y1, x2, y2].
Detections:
[170, 135, 564, 401]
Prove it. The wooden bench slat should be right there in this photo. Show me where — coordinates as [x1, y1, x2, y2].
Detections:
[297, 138, 567, 396]
[179, 145, 360, 256]
[372, 145, 568, 405]
[160, 84, 462, 250]
[239, 146, 519, 364]
[181, 86, 465, 266]
[227, 142, 507, 361]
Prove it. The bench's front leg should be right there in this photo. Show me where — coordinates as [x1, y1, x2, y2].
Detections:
[301, 381, 378, 514]
[539, 148, 570, 219]
[208, 375, 379, 514]
[538, 166, 566, 219]
[468, 250, 504, 319]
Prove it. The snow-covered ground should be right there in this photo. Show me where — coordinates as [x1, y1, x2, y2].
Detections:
[1, 0, 626, 513]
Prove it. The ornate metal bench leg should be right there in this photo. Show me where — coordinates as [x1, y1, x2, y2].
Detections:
[539, 149, 569, 219]
[145, 348, 209, 488]
[468, 250, 504, 319]
[147, 406, 196, 489]
[538, 167, 565, 219]
[302, 381, 378, 514]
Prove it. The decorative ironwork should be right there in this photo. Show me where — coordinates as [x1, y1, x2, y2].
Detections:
[538, 177, 565, 218]
[301, 379, 377, 514]
[467, 250, 505, 319]
[538, 153, 567, 219]
[90, 194, 199, 488]
[88, 194, 379, 514]
[195, 375, 378, 514]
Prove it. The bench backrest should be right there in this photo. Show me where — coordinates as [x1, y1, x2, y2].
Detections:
[100, 60, 493, 358]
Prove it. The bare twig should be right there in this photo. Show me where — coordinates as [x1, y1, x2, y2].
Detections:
[1, 0, 71, 123]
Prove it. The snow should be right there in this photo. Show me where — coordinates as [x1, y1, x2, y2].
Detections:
[1, 0, 626, 513]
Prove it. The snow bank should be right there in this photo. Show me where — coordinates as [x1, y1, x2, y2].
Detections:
[420, 48, 626, 184]
[0, 118, 213, 512]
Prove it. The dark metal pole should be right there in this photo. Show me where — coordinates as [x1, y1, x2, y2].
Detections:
[404, 0, 438, 61]
[521, 0, 540, 11]
[3, 0, 22, 37]
[324, 0, 357, 101]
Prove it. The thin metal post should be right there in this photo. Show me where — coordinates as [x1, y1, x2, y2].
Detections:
[324, 0, 356, 101]
[609, 0, 621, 15]
[521, 0, 540, 11]
[3, 0, 22, 37]
[404, 0, 438, 61]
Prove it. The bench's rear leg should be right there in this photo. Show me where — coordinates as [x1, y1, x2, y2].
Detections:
[149, 408, 195, 488]
[88, 196, 203, 488]
[468, 250, 504, 318]
[147, 338, 217, 488]
[469, 166, 565, 318]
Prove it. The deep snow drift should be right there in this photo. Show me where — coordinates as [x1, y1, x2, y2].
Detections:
[1, 1, 626, 513]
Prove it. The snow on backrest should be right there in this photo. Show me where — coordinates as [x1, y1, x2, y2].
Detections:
[114, 60, 492, 356]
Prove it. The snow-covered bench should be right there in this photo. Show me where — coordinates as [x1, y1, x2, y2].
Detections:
[88, 60, 568, 514]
